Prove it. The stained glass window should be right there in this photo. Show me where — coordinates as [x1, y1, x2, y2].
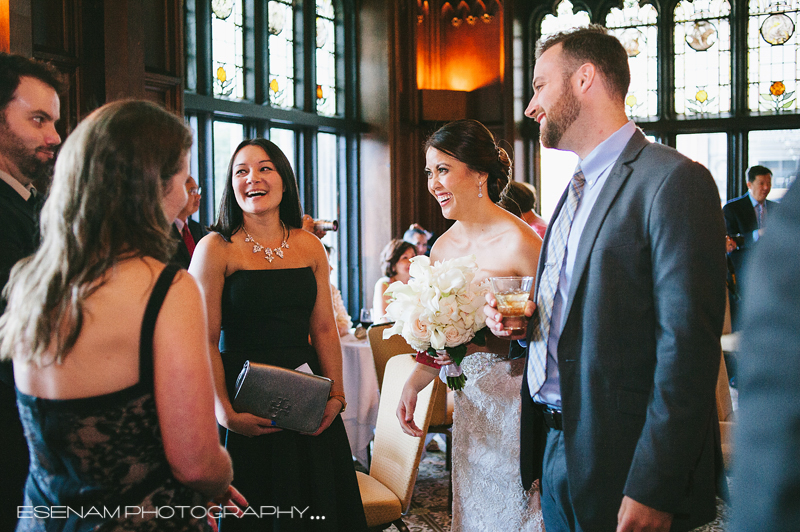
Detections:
[748, 0, 799, 113]
[538, 0, 588, 221]
[268, 0, 295, 108]
[674, 0, 732, 116]
[211, 0, 244, 99]
[606, 0, 659, 118]
[316, 0, 337, 116]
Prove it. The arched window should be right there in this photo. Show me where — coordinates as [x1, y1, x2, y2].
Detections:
[673, 0, 732, 115]
[605, 0, 659, 118]
[540, 0, 591, 37]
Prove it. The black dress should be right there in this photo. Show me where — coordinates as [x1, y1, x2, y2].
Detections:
[15, 265, 210, 532]
[218, 268, 367, 532]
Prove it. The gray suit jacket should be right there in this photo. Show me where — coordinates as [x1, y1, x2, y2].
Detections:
[521, 129, 727, 530]
[732, 180, 798, 531]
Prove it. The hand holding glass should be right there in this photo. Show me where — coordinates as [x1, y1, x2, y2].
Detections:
[488, 276, 534, 334]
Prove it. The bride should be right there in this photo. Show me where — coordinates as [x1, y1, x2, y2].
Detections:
[396, 119, 544, 531]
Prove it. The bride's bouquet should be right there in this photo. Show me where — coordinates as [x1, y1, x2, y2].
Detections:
[382, 255, 487, 390]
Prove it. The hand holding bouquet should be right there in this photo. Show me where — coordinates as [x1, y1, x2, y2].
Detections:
[382, 255, 487, 390]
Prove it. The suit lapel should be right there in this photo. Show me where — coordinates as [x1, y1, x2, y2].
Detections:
[561, 129, 649, 323]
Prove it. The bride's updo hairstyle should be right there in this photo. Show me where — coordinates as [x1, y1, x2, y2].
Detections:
[424, 119, 511, 203]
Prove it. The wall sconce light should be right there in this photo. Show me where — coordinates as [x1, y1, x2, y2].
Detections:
[419, 0, 500, 27]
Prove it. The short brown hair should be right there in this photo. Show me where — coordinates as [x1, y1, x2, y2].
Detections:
[536, 25, 630, 103]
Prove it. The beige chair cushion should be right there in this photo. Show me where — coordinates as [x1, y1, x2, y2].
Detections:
[357, 471, 403, 527]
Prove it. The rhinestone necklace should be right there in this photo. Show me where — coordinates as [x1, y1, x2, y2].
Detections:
[242, 221, 289, 263]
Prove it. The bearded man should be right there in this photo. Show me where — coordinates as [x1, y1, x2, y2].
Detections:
[0, 52, 62, 530]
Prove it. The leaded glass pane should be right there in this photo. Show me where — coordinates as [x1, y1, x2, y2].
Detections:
[748, 0, 799, 113]
[268, 0, 295, 108]
[538, 0, 589, 221]
[749, 129, 800, 199]
[317, 132, 338, 248]
[606, 0, 659, 118]
[212, 121, 245, 219]
[269, 128, 296, 172]
[539, 0, 591, 37]
[676, 133, 728, 200]
[316, 0, 337, 116]
[212, 0, 244, 99]
[674, 0, 732, 116]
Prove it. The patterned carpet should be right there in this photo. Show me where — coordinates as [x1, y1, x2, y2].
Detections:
[377, 450, 730, 532]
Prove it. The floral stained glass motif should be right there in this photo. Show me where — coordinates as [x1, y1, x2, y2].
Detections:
[212, 0, 244, 99]
[539, 0, 591, 38]
[674, 0, 732, 115]
[316, 0, 337, 116]
[748, 0, 799, 113]
[268, 0, 295, 108]
[606, 0, 659, 118]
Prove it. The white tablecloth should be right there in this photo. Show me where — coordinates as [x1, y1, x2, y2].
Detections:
[339, 333, 380, 466]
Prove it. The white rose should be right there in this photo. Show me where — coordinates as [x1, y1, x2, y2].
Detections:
[444, 326, 463, 347]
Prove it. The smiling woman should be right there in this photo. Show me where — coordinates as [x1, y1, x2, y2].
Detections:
[188, 138, 368, 531]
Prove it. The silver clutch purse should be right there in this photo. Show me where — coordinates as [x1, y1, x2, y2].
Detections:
[232, 361, 333, 433]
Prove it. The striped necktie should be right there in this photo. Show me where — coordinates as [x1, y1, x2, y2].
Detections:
[527, 167, 586, 397]
[756, 203, 764, 229]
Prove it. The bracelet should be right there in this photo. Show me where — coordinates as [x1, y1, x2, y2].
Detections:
[329, 394, 347, 414]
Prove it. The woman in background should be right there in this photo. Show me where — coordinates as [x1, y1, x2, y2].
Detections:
[0, 100, 240, 531]
[396, 119, 543, 532]
[190, 138, 367, 532]
[498, 180, 548, 239]
[371, 239, 416, 323]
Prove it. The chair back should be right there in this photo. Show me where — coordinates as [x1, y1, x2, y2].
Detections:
[368, 323, 415, 390]
[369, 354, 436, 514]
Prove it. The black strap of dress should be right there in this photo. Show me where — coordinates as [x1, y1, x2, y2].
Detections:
[138, 264, 181, 389]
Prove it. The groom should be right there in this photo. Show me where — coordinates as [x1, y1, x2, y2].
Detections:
[486, 26, 727, 531]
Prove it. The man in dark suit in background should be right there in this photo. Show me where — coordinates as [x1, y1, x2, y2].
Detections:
[171, 175, 206, 269]
[722, 165, 777, 328]
[0, 52, 62, 530]
[731, 179, 800, 531]
[486, 25, 726, 531]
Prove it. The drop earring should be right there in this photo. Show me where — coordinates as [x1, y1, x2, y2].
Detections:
[478, 181, 483, 198]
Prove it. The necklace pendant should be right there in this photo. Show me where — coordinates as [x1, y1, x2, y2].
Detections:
[264, 248, 274, 262]
[252, 243, 263, 253]
[282, 241, 289, 249]
[275, 248, 284, 259]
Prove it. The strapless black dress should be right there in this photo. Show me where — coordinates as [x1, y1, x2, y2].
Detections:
[218, 268, 367, 532]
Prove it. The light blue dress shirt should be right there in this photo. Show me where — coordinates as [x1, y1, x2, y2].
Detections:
[532, 121, 637, 406]
[747, 191, 764, 242]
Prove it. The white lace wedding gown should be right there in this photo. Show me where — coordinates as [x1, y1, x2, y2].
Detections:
[451, 352, 545, 532]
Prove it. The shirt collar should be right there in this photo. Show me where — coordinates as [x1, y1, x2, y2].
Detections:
[577, 120, 637, 189]
[0, 168, 34, 201]
[747, 191, 762, 207]
[174, 217, 186, 232]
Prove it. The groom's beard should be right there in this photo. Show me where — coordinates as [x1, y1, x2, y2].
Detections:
[540, 80, 581, 150]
